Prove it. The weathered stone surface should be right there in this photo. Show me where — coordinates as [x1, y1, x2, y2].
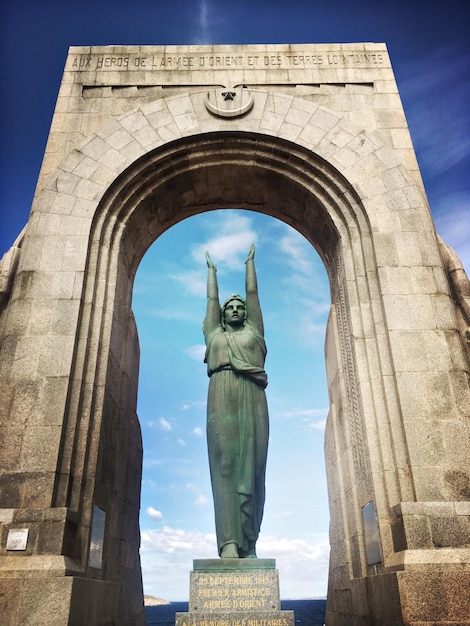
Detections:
[0, 42, 469, 625]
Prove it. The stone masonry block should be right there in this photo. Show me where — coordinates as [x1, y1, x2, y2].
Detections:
[119, 138, 148, 161]
[374, 232, 399, 266]
[395, 231, 423, 266]
[73, 177, 103, 201]
[48, 193, 78, 216]
[56, 171, 81, 195]
[260, 110, 285, 133]
[382, 295, 412, 330]
[166, 94, 194, 117]
[118, 110, 149, 134]
[72, 155, 100, 179]
[310, 106, 341, 131]
[265, 93, 293, 116]
[378, 266, 413, 295]
[106, 127, 134, 150]
[146, 108, 176, 129]
[133, 124, 160, 147]
[173, 112, 200, 133]
[399, 571, 470, 623]
[408, 294, 436, 329]
[409, 266, 438, 294]
[284, 104, 312, 128]
[98, 147, 130, 173]
[79, 136, 110, 161]
[277, 121, 302, 142]
[375, 109, 407, 129]
[156, 123, 181, 143]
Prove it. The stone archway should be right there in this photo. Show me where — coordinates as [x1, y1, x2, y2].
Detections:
[1, 45, 469, 626]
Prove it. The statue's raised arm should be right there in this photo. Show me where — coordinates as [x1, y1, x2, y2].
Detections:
[203, 251, 221, 338]
[245, 244, 264, 336]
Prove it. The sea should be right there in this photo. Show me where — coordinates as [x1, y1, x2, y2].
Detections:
[145, 599, 326, 625]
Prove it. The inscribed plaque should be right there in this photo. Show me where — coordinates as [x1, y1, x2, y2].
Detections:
[88, 505, 106, 569]
[362, 501, 381, 565]
[6, 528, 29, 551]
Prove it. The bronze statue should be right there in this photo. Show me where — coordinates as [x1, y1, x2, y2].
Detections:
[203, 244, 269, 558]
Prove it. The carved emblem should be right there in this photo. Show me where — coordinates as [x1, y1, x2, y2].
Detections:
[205, 85, 254, 118]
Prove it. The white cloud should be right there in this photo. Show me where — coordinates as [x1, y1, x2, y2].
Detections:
[267, 223, 331, 348]
[178, 439, 186, 446]
[192, 427, 203, 437]
[160, 418, 172, 431]
[305, 419, 327, 431]
[141, 526, 214, 557]
[258, 534, 330, 599]
[195, 494, 209, 506]
[140, 526, 329, 600]
[147, 506, 163, 521]
[276, 408, 329, 430]
[171, 269, 207, 297]
[182, 400, 207, 412]
[276, 408, 328, 431]
[202, 233, 255, 269]
[197, 0, 210, 43]
[278, 229, 316, 276]
[186, 344, 206, 362]
[275, 225, 329, 293]
[185, 482, 202, 494]
[192, 213, 257, 270]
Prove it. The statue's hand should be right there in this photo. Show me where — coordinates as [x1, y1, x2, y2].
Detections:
[246, 244, 255, 263]
[206, 251, 216, 270]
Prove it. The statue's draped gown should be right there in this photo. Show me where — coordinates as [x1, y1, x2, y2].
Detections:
[204, 321, 269, 556]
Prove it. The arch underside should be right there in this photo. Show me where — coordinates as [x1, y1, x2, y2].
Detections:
[53, 129, 416, 601]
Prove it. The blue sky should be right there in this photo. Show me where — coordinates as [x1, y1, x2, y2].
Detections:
[135, 212, 331, 599]
[0, 0, 469, 601]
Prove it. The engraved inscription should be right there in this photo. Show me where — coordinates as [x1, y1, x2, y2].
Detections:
[88, 505, 106, 569]
[69, 51, 385, 72]
[176, 617, 292, 626]
[6, 528, 29, 551]
[326, 52, 384, 65]
[190, 571, 279, 612]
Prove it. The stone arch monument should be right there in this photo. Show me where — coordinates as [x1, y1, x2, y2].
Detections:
[1, 44, 469, 625]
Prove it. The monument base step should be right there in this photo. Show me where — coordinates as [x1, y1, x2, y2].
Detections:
[176, 610, 295, 626]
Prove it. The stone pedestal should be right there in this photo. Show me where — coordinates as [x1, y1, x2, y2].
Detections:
[176, 559, 294, 626]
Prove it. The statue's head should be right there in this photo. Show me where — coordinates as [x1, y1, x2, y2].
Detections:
[221, 294, 246, 329]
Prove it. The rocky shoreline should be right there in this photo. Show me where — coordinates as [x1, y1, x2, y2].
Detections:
[144, 595, 170, 606]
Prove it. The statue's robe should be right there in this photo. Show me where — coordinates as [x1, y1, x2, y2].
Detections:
[204, 322, 268, 556]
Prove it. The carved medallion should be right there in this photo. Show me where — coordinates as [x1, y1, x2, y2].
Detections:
[205, 85, 254, 118]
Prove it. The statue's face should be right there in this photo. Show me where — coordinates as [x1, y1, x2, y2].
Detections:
[224, 300, 246, 327]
